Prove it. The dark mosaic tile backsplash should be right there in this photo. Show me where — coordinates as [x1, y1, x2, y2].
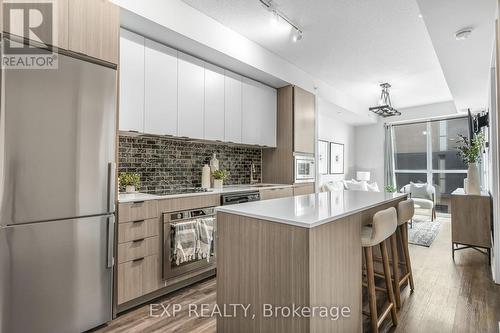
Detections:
[118, 135, 262, 193]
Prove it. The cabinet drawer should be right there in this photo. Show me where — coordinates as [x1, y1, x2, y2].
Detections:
[118, 200, 158, 223]
[117, 236, 159, 264]
[118, 218, 159, 243]
[259, 187, 294, 200]
[117, 254, 161, 304]
[294, 184, 315, 196]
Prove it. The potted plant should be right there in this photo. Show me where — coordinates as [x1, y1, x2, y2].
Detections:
[119, 172, 141, 193]
[212, 169, 229, 189]
[457, 133, 485, 195]
[384, 185, 397, 193]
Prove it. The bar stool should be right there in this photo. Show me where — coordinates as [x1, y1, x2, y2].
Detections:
[362, 207, 398, 333]
[390, 198, 415, 308]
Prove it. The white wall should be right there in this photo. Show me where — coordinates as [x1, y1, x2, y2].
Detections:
[317, 99, 356, 186]
[354, 101, 458, 188]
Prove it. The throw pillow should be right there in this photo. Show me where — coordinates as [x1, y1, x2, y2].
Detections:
[366, 182, 380, 192]
[410, 182, 431, 200]
[347, 180, 368, 191]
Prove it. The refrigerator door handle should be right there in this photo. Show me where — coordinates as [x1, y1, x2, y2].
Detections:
[108, 162, 116, 213]
[107, 215, 115, 268]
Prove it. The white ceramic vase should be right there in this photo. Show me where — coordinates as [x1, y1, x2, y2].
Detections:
[125, 185, 136, 193]
[467, 163, 480, 195]
[213, 179, 223, 189]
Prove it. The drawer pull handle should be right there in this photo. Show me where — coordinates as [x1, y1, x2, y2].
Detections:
[132, 257, 145, 262]
[132, 201, 145, 204]
[132, 220, 145, 224]
[132, 238, 145, 243]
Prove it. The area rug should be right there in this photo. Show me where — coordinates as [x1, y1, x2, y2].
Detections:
[407, 215, 442, 247]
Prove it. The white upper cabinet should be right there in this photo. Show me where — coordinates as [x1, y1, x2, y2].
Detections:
[224, 71, 242, 143]
[204, 63, 225, 141]
[119, 29, 144, 132]
[144, 39, 178, 136]
[119, 31, 277, 146]
[178, 52, 205, 139]
[242, 78, 277, 147]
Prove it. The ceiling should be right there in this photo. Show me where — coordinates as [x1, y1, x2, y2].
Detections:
[182, 0, 454, 111]
[416, 0, 497, 113]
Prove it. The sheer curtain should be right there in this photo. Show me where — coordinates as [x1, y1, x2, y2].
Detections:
[384, 124, 396, 189]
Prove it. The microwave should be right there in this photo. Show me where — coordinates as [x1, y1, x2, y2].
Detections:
[294, 155, 315, 183]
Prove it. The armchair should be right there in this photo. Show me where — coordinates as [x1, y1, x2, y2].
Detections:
[401, 183, 437, 221]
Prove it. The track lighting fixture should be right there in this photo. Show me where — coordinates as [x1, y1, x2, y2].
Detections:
[259, 0, 303, 42]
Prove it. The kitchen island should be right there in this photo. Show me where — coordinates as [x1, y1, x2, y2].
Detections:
[215, 190, 407, 333]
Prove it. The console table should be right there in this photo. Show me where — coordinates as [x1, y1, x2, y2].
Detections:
[450, 188, 492, 263]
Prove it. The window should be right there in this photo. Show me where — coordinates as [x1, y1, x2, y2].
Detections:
[393, 117, 469, 213]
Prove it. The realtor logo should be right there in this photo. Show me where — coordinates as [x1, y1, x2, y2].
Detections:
[2, 0, 58, 69]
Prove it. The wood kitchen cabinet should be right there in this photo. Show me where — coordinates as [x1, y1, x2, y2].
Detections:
[2, 0, 119, 63]
[68, 0, 119, 64]
[119, 29, 145, 133]
[262, 85, 316, 184]
[259, 187, 294, 200]
[144, 39, 178, 136]
[294, 183, 315, 196]
[178, 52, 205, 139]
[2, 0, 69, 49]
[294, 86, 315, 154]
[204, 63, 225, 141]
[117, 201, 162, 306]
[117, 254, 161, 304]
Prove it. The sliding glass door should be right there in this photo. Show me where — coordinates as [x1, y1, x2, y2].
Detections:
[393, 117, 469, 213]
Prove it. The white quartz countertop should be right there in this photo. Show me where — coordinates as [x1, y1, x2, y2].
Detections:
[215, 190, 407, 228]
[118, 184, 294, 203]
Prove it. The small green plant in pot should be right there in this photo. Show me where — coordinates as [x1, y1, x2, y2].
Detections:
[457, 133, 485, 194]
[119, 172, 141, 193]
[212, 169, 229, 189]
[384, 185, 397, 193]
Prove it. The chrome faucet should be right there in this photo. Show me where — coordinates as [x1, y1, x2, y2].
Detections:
[250, 163, 259, 184]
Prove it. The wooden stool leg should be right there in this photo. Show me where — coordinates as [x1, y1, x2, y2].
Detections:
[390, 233, 401, 308]
[380, 241, 398, 327]
[365, 246, 378, 333]
[401, 223, 415, 291]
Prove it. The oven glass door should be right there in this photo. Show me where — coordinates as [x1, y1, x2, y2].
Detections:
[163, 213, 216, 280]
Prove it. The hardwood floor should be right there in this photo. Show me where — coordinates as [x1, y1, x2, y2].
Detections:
[97, 216, 500, 333]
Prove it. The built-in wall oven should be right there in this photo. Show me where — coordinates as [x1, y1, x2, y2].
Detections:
[162, 191, 261, 280]
[163, 207, 216, 280]
[295, 154, 315, 183]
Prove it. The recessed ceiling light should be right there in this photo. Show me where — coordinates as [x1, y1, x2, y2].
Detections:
[418, 13, 423, 18]
[455, 27, 473, 40]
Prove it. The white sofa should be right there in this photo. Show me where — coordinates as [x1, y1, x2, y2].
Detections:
[400, 183, 436, 221]
[320, 180, 380, 193]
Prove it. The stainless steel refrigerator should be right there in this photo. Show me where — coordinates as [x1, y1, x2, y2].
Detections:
[0, 37, 117, 333]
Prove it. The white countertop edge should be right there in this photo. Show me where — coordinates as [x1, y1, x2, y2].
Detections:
[118, 184, 294, 203]
[215, 193, 408, 229]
